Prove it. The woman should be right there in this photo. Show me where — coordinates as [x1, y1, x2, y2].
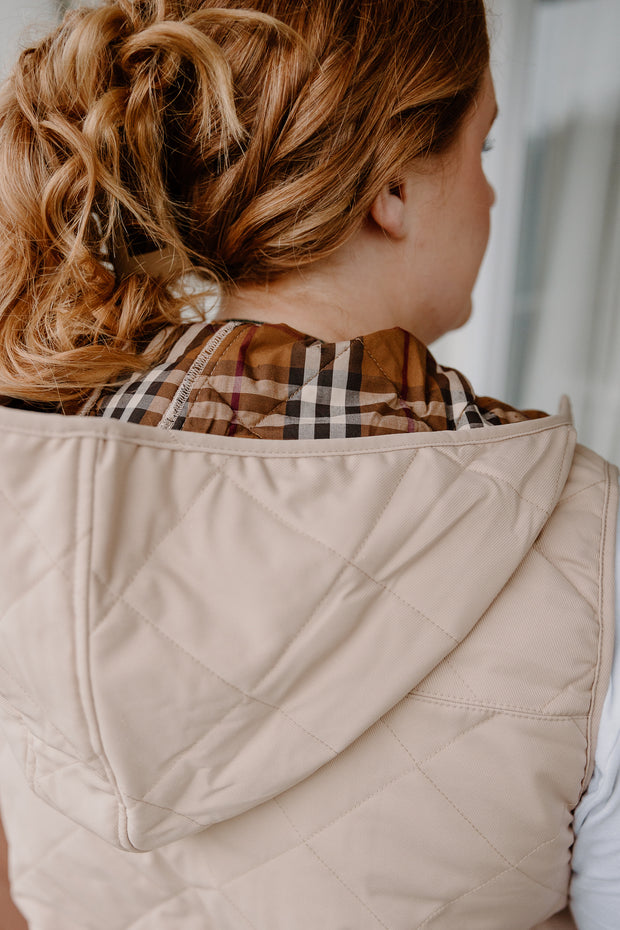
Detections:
[0, 1, 617, 927]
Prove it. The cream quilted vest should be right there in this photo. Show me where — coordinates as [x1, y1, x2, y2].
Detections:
[0, 403, 615, 930]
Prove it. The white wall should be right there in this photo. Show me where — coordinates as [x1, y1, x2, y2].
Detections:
[510, 0, 620, 461]
[0, 0, 60, 79]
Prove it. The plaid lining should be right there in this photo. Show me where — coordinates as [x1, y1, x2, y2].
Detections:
[87, 320, 545, 437]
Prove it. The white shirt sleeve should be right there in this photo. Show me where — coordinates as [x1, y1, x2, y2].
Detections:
[570, 494, 620, 929]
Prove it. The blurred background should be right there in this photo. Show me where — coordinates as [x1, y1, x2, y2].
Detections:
[1, 0, 619, 459]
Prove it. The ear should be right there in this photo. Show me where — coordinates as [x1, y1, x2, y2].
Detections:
[369, 182, 408, 239]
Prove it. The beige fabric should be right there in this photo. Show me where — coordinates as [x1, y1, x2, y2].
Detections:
[0, 405, 615, 929]
[536, 909, 578, 930]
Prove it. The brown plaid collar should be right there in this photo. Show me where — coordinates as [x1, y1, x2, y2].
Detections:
[87, 320, 545, 438]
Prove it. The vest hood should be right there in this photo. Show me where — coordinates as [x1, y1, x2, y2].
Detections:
[0, 405, 575, 853]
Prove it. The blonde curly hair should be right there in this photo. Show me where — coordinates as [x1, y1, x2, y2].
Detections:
[0, 0, 489, 406]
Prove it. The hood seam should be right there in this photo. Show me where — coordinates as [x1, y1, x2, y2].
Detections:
[74, 436, 134, 851]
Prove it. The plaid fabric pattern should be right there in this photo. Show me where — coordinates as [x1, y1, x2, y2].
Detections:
[86, 320, 545, 437]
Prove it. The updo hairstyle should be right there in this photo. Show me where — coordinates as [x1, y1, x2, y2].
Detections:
[0, 0, 489, 405]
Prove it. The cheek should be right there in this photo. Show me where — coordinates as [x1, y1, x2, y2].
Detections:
[471, 178, 493, 255]
[479, 202, 492, 252]
[453, 165, 493, 250]
[487, 175, 497, 209]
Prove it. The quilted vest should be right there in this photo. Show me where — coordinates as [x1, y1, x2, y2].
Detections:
[0, 402, 615, 930]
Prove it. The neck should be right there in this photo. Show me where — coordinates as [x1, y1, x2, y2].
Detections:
[216, 223, 424, 343]
[218, 281, 395, 343]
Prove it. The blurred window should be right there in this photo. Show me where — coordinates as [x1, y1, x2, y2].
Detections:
[508, 0, 620, 461]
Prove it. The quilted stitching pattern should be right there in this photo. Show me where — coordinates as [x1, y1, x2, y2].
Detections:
[208, 703, 574, 926]
[0, 433, 118, 843]
[88, 434, 568, 842]
[194, 327, 356, 438]
[0, 408, 615, 930]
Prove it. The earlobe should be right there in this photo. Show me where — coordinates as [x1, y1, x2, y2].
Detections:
[369, 183, 408, 239]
